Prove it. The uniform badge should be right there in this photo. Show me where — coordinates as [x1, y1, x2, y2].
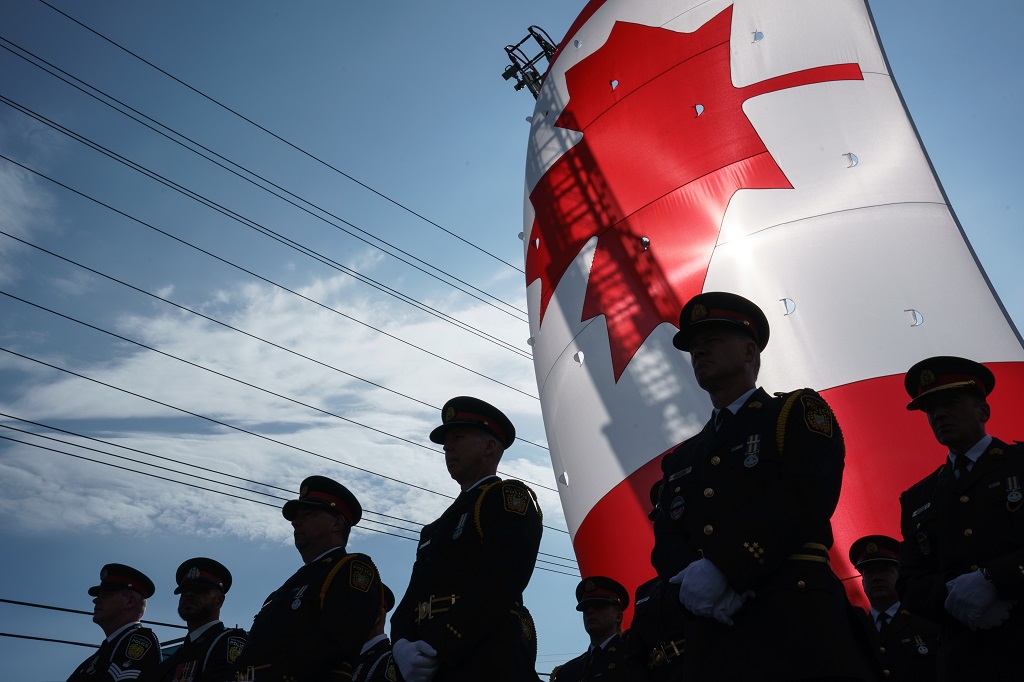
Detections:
[744, 435, 760, 468]
[669, 496, 685, 521]
[227, 636, 245, 663]
[914, 635, 928, 655]
[691, 303, 707, 321]
[125, 634, 151, 660]
[445, 405, 456, 422]
[920, 369, 935, 387]
[504, 486, 529, 515]
[801, 395, 833, 437]
[186, 566, 201, 580]
[292, 585, 308, 609]
[350, 560, 374, 592]
[865, 542, 878, 554]
[453, 512, 467, 539]
[1006, 476, 1022, 510]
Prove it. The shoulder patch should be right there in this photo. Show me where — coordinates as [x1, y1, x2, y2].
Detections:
[349, 559, 375, 592]
[503, 484, 531, 515]
[800, 394, 833, 437]
[227, 635, 245, 663]
[124, 633, 152, 661]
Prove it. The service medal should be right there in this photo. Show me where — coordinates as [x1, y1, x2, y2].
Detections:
[744, 434, 760, 468]
[669, 496, 685, 521]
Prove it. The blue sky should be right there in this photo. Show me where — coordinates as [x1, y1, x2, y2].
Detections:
[0, 1, 1021, 680]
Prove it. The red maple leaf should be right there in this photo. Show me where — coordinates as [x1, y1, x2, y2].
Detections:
[526, 6, 862, 379]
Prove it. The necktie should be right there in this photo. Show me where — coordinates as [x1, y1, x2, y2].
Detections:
[877, 612, 890, 633]
[954, 454, 972, 480]
[715, 408, 732, 431]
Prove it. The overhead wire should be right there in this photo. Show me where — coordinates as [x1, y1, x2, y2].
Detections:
[0, 348, 565, 530]
[0, 93, 530, 359]
[0, 227, 551, 458]
[0, 154, 539, 401]
[0, 598, 186, 630]
[34, 0, 527, 276]
[0, 36, 529, 323]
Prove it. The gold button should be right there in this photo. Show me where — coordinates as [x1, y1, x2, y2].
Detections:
[674, 487, 681, 493]
[964, 528, 973, 537]
[703, 488, 714, 498]
[879, 647, 886, 654]
[970, 565, 979, 572]
[796, 580, 806, 589]
[703, 525, 714, 535]
[710, 455, 721, 465]
[882, 669, 890, 677]
[960, 495, 969, 503]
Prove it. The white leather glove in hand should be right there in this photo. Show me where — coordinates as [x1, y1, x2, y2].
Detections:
[945, 571, 999, 630]
[392, 638, 440, 682]
[977, 599, 1017, 630]
[710, 587, 756, 626]
[669, 558, 729, 617]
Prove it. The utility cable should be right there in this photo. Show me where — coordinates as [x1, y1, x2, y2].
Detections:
[0, 228, 551, 455]
[0, 36, 528, 322]
[0, 153, 539, 400]
[0, 348, 568, 533]
[0, 94, 530, 357]
[0, 411, 575, 554]
[0, 598, 186, 630]
[33, 0, 526, 275]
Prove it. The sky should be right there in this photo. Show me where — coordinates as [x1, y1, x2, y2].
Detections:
[0, 1, 1021, 680]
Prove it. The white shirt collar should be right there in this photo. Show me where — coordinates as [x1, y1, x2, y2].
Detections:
[188, 619, 221, 642]
[869, 601, 900, 623]
[947, 434, 992, 466]
[466, 474, 499, 492]
[310, 546, 344, 563]
[106, 621, 140, 642]
[713, 388, 757, 421]
[360, 633, 389, 655]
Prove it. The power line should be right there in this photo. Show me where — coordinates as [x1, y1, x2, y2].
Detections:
[0, 94, 531, 358]
[0, 632, 97, 648]
[33, 0, 526, 276]
[0, 228, 551, 455]
[0, 598, 186, 630]
[0, 36, 528, 323]
[0, 154, 539, 400]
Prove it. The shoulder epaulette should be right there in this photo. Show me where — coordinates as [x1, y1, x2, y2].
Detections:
[473, 479, 541, 538]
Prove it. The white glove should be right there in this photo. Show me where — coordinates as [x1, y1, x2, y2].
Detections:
[945, 571, 999, 630]
[670, 559, 734, 620]
[977, 599, 1017, 630]
[709, 587, 756, 626]
[392, 638, 439, 682]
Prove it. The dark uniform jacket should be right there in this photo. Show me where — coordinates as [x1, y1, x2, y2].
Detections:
[232, 547, 382, 682]
[154, 621, 247, 682]
[854, 606, 938, 682]
[66, 622, 161, 682]
[551, 633, 629, 682]
[651, 387, 874, 681]
[391, 475, 542, 682]
[351, 635, 397, 682]
[898, 438, 1024, 682]
[624, 577, 685, 682]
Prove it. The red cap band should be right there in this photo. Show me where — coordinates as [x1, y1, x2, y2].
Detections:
[452, 410, 508, 444]
[305, 491, 354, 522]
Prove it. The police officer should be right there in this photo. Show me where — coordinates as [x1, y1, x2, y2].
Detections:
[651, 291, 874, 681]
[232, 476, 384, 681]
[155, 557, 247, 682]
[352, 584, 398, 682]
[66, 563, 161, 682]
[391, 396, 542, 682]
[625, 482, 685, 682]
[898, 356, 1024, 681]
[551, 577, 630, 682]
[849, 535, 938, 681]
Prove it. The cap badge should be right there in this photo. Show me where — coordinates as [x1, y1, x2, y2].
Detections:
[691, 303, 707, 321]
[920, 369, 935, 387]
[445, 405, 456, 422]
[299, 485, 309, 496]
[186, 567, 201, 580]
[865, 542, 878, 554]
[100, 568, 109, 579]
[584, 580, 596, 593]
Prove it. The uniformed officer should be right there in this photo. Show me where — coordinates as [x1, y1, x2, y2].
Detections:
[391, 396, 543, 682]
[352, 584, 398, 682]
[231, 476, 384, 681]
[849, 535, 938, 682]
[551, 577, 630, 682]
[154, 557, 247, 682]
[898, 356, 1024, 681]
[651, 291, 875, 681]
[625, 482, 685, 682]
[66, 563, 161, 682]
